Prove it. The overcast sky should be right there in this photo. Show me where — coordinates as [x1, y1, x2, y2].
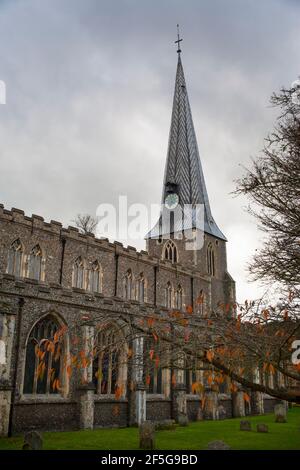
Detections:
[0, 0, 299, 301]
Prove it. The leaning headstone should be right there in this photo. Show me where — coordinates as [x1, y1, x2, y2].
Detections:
[139, 421, 155, 450]
[207, 440, 230, 450]
[196, 407, 203, 421]
[274, 403, 287, 423]
[217, 405, 227, 420]
[22, 431, 43, 450]
[177, 413, 189, 427]
[257, 424, 268, 433]
[240, 420, 251, 431]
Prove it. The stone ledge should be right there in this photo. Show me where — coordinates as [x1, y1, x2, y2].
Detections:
[38, 286, 51, 294]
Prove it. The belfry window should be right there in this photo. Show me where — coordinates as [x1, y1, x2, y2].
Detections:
[73, 257, 85, 289]
[23, 316, 64, 395]
[28, 244, 43, 281]
[7, 239, 23, 277]
[88, 260, 102, 293]
[163, 240, 178, 263]
[93, 325, 124, 395]
[207, 243, 215, 276]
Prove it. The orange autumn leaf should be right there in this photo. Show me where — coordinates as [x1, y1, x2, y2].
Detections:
[243, 392, 250, 403]
[262, 309, 269, 320]
[114, 385, 123, 400]
[269, 364, 275, 375]
[81, 357, 88, 368]
[152, 332, 158, 342]
[146, 375, 151, 386]
[47, 341, 55, 354]
[186, 305, 193, 315]
[206, 350, 214, 362]
[52, 378, 60, 391]
[149, 349, 154, 360]
[171, 373, 176, 387]
[207, 375, 213, 385]
[225, 303, 231, 313]
[66, 365, 72, 378]
[192, 382, 204, 394]
[147, 318, 155, 328]
[155, 356, 160, 368]
[127, 348, 133, 359]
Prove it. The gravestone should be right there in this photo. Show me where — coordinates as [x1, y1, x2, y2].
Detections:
[207, 440, 230, 450]
[177, 413, 188, 426]
[217, 405, 227, 420]
[274, 403, 287, 423]
[139, 421, 155, 450]
[240, 420, 251, 431]
[154, 419, 176, 431]
[196, 406, 203, 421]
[22, 431, 43, 450]
[257, 423, 268, 433]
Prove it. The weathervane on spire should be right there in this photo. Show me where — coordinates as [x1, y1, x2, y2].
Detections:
[175, 24, 182, 54]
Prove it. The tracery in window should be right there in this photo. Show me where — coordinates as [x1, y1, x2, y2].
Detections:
[163, 240, 178, 263]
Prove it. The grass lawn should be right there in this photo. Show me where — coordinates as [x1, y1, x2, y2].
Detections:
[1, 407, 299, 450]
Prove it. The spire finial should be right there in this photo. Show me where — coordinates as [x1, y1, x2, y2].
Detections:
[175, 24, 183, 54]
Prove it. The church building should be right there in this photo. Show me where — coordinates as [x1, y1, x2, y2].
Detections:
[0, 44, 274, 436]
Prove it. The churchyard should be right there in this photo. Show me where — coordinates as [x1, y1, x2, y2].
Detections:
[0, 407, 299, 450]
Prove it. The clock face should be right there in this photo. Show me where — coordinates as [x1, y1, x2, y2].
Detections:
[165, 193, 179, 210]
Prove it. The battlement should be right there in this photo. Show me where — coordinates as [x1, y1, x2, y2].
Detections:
[0, 203, 152, 258]
[0, 203, 211, 279]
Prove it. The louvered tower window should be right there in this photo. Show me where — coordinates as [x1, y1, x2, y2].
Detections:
[163, 240, 178, 263]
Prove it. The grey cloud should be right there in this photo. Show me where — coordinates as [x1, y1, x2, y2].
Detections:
[0, 0, 299, 301]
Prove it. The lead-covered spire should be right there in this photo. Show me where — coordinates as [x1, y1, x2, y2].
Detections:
[146, 41, 226, 241]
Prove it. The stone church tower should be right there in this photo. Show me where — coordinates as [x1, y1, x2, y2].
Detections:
[146, 49, 235, 311]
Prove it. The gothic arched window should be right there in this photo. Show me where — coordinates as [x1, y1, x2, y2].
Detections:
[137, 273, 146, 303]
[73, 257, 85, 289]
[93, 325, 125, 396]
[207, 243, 215, 276]
[163, 240, 178, 263]
[175, 285, 183, 310]
[28, 244, 44, 281]
[88, 260, 102, 293]
[124, 269, 134, 301]
[7, 239, 23, 277]
[23, 315, 64, 395]
[165, 282, 173, 309]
